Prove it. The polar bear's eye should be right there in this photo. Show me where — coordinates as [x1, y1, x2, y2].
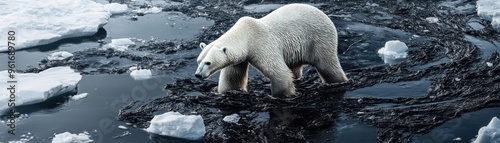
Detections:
[222, 47, 227, 53]
[205, 62, 211, 66]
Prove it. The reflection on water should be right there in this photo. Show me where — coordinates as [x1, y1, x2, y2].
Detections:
[345, 79, 431, 98]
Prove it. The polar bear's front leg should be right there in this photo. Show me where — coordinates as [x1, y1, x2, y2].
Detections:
[252, 60, 296, 97]
[217, 62, 249, 94]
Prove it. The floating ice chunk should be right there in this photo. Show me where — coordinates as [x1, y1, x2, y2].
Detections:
[0, 0, 128, 51]
[487, 62, 493, 67]
[103, 38, 135, 51]
[377, 40, 408, 64]
[132, 7, 163, 14]
[473, 117, 500, 143]
[146, 111, 206, 140]
[426, 17, 439, 23]
[130, 69, 152, 80]
[477, 0, 500, 31]
[0, 67, 82, 113]
[223, 114, 240, 123]
[118, 125, 128, 130]
[48, 51, 74, 61]
[71, 93, 88, 100]
[52, 132, 93, 143]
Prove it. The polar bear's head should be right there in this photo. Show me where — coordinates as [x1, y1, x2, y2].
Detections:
[195, 42, 240, 79]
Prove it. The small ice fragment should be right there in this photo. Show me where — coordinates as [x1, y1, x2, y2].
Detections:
[426, 17, 439, 23]
[223, 114, 240, 124]
[377, 40, 408, 64]
[103, 38, 135, 51]
[130, 69, 152, 80]
[487, 62, 493, 67]
[47, 51, 74, 61]
[145, 111, 206, 140]
[72, 93, 88, 100]
[453, 137, 462, 141]
[52, 132, 93, 143]
[118, 125, 128, 130]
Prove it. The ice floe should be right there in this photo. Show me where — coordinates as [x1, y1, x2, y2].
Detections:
[377, 40, 408, 64]
[477, 0, 500, 31]
[146, 111, 206, 140]
[51, 131, 92, 143]
[223, 114, 240, 124]
[473, 117, 500, 143]
[0, 67, 82, 113]
[130, 69, 152, 80]
[0, 0, 128, 51]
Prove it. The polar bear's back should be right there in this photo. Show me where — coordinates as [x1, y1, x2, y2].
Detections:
[257, 3, 338, 65]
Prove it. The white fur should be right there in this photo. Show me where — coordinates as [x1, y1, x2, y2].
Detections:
[195, 3, 348, 97]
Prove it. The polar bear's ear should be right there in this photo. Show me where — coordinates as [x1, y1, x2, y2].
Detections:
[199, 43, 207, 49]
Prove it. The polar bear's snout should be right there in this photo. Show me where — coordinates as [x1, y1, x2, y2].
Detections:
[195, 61, 212, 79]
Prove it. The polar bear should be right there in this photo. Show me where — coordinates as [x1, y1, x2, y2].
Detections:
[194, 3, 348, 97]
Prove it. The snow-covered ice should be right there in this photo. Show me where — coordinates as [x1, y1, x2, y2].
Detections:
[130, 69, 152, 80]
[71, 93, 88, 100]
[223, 114, 240, 124]
[132, 7, 163, 14]
[0, 0, 128, 51]
[473, 117, 500, 143]
[103, 38, 136, 51]
[0, 67, 82, 113]
[477, 0, 500, 31]
[425, 17, 439, 23]
[52, 132, 93, 143]
[146, 111, 206, 140]
[377, 40, 409, 64]
[47, 51, 74, 61]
